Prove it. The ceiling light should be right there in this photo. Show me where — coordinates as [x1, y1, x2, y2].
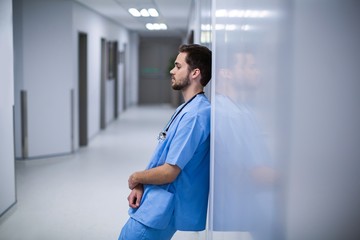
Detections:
[129, 8, 159, 18]
[159, 23, 167, 30]
[140, 9, 150, 17]
[146, 23, 167, 30]
[145, 23, 154, 30]
[128, 8, 141, 17]
[148, 8, 159, 17]
[215, 9, 271, 18]
[201, 24, 211, 31]
[216, 9, 227, 17]
[240, 24, 250, 31]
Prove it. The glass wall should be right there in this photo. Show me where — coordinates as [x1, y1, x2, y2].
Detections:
[209, 0, 360, 240]
[209, 0, 290, 239]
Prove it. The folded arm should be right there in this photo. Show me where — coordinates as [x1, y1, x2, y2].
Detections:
[128, 163, 181, 189]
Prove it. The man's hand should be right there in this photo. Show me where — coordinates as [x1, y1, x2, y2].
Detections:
[127, 184, 143, 209]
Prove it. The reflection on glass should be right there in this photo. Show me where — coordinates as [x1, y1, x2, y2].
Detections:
[213, 45, 277, 240]
[210, 1, 360, 240]
[210, 0, 286, 239]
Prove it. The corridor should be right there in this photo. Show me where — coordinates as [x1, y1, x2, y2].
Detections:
[0, 105, 200, 240]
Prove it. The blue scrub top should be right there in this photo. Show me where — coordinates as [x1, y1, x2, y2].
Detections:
[146, 94, 211, 231]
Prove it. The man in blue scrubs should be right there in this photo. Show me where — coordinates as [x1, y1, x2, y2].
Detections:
[119, 44, 212, 240]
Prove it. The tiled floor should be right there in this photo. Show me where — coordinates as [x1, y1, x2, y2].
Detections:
[0, 105, 203, 240]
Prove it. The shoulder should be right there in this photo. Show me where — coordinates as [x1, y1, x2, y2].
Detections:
[184, 95, 210, 118]
[178, 96, 210, 130]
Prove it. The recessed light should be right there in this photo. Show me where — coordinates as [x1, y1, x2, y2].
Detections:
[128, 8, 141, 17]
[148, 8, 159, 17]
[146, 23, 167, 30]
[140, 9, 150, 17]
[128, 8, 159, 18]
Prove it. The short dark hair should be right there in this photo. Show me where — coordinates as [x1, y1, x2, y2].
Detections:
[178, 44, 212, 86]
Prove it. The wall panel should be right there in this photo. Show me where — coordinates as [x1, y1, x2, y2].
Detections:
[0, 0, 16, 215]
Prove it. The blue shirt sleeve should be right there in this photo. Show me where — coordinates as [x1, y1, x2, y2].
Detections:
[165, 112, 207, 170]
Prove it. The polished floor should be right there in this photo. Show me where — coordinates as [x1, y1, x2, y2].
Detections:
[0, 105, 203, 240]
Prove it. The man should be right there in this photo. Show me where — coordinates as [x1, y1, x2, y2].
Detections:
[119, 44, 212, 240]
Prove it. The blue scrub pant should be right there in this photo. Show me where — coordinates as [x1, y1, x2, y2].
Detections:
[118, 217, 177, 240]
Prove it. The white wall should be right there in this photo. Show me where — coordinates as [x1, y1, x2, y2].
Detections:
[0, 0, 16, 215]
[13, 0, 23, 158]
[13, 0, 137, 158]
[73, 3, 131, 139]
[286, 1, 360, 239]
[14, 0, 73, 158]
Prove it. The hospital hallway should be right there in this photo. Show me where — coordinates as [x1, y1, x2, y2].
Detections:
[0, 105, 200, 240]
[2, 0, 360, 239]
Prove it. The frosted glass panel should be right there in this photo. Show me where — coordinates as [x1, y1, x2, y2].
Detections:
[209, 0, 360, 240]
[210, 0, 288, 239]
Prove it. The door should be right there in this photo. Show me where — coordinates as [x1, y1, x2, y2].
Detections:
[100, 38, 106, 129]
[113, 41, 119, 119]
[78, 32, 88, 146]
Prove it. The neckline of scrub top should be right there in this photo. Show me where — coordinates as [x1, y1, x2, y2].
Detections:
[164, 91, 204, 132]
[158, 91, 205, 141]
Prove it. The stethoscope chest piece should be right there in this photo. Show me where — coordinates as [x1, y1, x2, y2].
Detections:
[158, 131, 167, 141]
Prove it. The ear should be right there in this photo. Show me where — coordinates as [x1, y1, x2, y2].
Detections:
[190, 68, 201, 80]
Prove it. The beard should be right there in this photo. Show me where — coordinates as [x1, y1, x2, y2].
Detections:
[171, 74, 191, 90]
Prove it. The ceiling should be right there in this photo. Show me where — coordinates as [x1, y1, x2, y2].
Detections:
[75, 0, 194, 38]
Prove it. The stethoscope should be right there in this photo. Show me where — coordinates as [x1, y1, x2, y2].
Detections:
[158, 91, 204, 141]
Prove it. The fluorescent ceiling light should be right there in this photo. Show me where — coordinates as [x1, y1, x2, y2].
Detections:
[140, 9, 150, 17]
[129, 8, 159, 17]
[201, 24, 237, 31]
[128, 8, 141, 17]
[148, 8, 159, 17]
[215, 9, 270, 18]
[146, 23, 167, 30]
